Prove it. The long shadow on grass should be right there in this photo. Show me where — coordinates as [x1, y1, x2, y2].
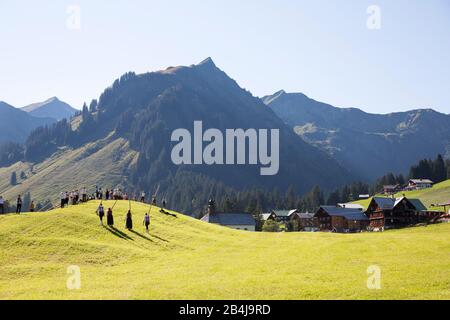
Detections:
[149, 234, 169, 242]
[129, 230, 155, 243]
[105, 226, 134, 241]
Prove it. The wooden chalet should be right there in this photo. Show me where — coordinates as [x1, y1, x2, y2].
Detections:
[290, 212, 318, 232]
[314, 206, 369, 233]
[407, 179, 433, 190]
[366, 196, 437, 230]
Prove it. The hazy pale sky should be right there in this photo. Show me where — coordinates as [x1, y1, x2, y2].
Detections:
[1, 0, 449, 114]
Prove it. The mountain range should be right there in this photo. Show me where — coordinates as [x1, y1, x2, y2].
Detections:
[263, 90, 450, 180]
[1, 58, 449, 213]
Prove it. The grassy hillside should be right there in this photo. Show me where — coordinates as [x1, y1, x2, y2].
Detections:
[0, 133, 138, 205]
[0, 200, 449, 300]
[353, 179, 450, 211]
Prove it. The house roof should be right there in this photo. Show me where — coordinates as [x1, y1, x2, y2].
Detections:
[201, 213, 256, 226]
[337, 203, 364, 210]
[409, 179, 433, 184]
[383, 185, 400, 189]
[318, 206, 369, 221]
[373, 196, 428, 212]
[408, 198, 428, 212]
[292, 212, 315, 219]
[272, 210, 291, 217]
[261, 213, 275, 221]
[372, 197, 395, 210]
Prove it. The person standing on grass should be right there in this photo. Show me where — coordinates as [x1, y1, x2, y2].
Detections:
[16, 195, 22, 214]
[0, 196, 4, 214]
[29, 201, 35, 212]
[107, 208, 114, 226]
[82, 187, 87, 202]
[96, 203, 105, 225]
[60, 191, 66, 208]
[125, 210, 133, 230]
[140, 191, 146, 203]
[143, 213, 150, 233]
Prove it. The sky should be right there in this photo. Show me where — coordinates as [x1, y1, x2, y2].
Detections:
[0, 0, 449, 114]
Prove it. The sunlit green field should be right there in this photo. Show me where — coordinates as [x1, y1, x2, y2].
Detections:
[0, 201, 449, 300]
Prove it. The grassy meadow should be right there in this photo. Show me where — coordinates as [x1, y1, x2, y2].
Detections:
[0, 200, 449, 300]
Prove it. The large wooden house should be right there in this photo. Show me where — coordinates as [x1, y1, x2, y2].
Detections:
[314, 206, 369, 233]
[365, 196, 434, 230]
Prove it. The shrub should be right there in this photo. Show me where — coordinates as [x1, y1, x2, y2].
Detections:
[262, 220, 280, 232]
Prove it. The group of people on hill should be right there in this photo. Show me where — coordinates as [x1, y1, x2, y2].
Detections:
[92, 190, 175, 234]
[59, 188, 92, 208]
[1, 187, 169, 229]
[0, 194, 35, 215]
[58, 186, 130, 208]
[95, 202, 154, 233]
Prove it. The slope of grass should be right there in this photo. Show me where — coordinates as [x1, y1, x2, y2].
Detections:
[353, 179, 450, 211]
[0, 200, 449, 300]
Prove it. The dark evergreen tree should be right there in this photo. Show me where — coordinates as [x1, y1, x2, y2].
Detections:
[89, 99, 98, 112]
[326, 189, 341, 205]
[0, 142, 24, 167]
[432, 154, 446, 183]
[10, 172, 17, 186]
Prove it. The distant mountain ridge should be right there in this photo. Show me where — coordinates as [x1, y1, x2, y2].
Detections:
[263, 90, 450, 180]
[21, 97, 77, 121]
[0, 101, 55, 144]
